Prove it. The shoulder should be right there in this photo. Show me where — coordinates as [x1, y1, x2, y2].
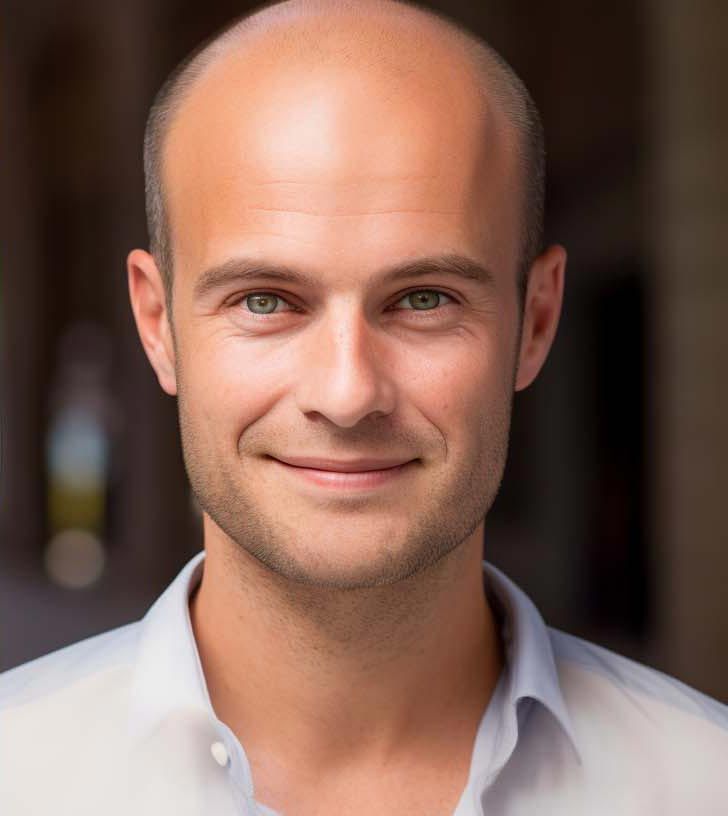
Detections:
[0, 621, 139, 710]
[548, 627, 728, 807]
[0, 623, 140, 809]
[548, 626, 728, 729]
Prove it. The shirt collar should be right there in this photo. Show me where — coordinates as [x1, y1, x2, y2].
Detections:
[127, 551, 210, 744]
[481, 562, 582, 766]
[127, 551, 581, 767]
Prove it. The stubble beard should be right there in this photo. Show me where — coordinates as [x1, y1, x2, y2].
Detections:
[177, 385, 514, 594]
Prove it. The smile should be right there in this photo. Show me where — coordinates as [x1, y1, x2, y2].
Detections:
[270, 457, 415, 490]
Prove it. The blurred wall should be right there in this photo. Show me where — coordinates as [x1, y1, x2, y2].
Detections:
[1, 0, 726, 701]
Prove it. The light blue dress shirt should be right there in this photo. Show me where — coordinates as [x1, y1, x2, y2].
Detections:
[1, 550, 727, 815]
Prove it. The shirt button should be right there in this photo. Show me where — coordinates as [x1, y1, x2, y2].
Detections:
[210, 741, 230, 767]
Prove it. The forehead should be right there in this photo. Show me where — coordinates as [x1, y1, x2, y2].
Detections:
[162, 19, 521, 282]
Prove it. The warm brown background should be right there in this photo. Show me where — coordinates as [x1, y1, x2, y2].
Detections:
[2, 0, 727, 702]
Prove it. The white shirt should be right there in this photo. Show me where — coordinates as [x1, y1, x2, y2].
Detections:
[1, 550, 727, 815]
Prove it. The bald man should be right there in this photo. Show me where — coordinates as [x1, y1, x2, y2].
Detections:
[2, 1, 727, 814]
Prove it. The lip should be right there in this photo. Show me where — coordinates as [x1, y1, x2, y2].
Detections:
[270, 456, 416, 490]
[271, 455, 415, 472]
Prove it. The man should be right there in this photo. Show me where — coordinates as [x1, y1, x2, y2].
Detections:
[2, 0, 727, 813]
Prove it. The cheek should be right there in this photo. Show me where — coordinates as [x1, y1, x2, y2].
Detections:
[180, 337, 286, 447]
[406, 335, 502, 428]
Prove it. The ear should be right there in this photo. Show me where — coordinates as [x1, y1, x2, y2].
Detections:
[127, 249, 178, 396]
[515, 244, 566, 392]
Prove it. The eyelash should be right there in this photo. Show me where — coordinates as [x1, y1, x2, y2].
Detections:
[230, 289, 459, 320]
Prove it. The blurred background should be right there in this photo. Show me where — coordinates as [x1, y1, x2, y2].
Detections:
[1, 0, 726, 701]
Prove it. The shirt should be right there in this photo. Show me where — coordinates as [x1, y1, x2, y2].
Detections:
[1, 550, 727, 815]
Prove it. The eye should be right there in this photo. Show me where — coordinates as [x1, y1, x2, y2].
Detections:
[238, 292, 297, 315]
[231, 288, 457, 318]
[392, 289, 456, 313]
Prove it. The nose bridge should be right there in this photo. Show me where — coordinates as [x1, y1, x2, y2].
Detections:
[294, 297, 397, 427]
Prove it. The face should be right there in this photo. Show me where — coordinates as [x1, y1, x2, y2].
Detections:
[129, 19, 564, 590]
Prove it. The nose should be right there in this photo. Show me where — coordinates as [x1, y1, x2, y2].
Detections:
[293, 303, 397, 428]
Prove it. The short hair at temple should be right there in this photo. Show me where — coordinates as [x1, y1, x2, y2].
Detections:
[142, 0, 545, 312]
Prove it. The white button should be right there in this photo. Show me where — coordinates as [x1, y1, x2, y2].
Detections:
[210, 741, 229, 767]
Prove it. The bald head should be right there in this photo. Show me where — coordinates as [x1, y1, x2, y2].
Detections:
[143, 0, 544, 311]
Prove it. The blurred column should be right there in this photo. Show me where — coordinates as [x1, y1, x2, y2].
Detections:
[98, 0, 201, 590]
[648, 0, 728, 699]
[0, 6, 49, 572]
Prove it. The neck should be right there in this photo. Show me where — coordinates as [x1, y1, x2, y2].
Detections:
[189, 520, 504, 776]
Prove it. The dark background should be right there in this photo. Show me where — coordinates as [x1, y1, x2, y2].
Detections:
[2, 0, 727, 702]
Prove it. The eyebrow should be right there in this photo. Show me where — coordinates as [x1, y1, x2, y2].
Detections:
[192, 253, 496, 300]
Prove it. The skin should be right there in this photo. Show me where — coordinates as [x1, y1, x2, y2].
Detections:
[127, 5, 565, 814]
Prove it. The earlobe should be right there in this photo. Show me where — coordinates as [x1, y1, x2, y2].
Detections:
[514, 244, 566, 392]
[126, 249, 178, 396]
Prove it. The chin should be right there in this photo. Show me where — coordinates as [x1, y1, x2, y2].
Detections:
[249, 527, 455, 591]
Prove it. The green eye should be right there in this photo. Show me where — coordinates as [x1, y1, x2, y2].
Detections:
[236, 289, 456, 318]
[398, 290, 454, 311]
[245, 293, 285, 314]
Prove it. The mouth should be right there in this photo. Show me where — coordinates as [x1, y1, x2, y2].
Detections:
[268, 456, 417, 491]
